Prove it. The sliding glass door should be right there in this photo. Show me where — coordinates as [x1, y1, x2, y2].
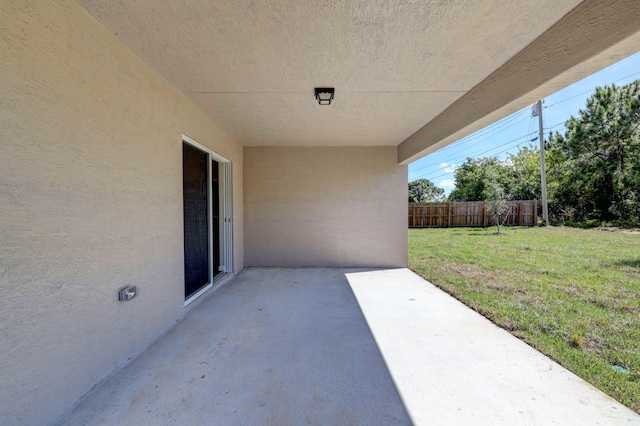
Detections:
[182, 137, 232, 302]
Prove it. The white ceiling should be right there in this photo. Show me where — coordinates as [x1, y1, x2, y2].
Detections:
[76, 0, 583, 147]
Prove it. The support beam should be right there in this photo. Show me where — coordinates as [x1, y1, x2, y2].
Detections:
[398, 0, 640, 165]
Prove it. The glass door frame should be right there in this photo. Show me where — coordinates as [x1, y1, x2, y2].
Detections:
[182, 134, 233, 306]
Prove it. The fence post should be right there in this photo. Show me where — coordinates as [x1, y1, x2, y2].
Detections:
[533, 199, 538, 226]
[482, 202, 486, 227]
[411, 203, 415, 228]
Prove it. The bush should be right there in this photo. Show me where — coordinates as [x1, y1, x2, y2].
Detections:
[606, 220, 639, 229]
[564, 219, 601, 229]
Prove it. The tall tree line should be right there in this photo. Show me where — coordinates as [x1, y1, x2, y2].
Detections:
[411, 81, 640, 225]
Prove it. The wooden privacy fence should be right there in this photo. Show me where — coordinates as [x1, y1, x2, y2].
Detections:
[409, 200, 537, 228]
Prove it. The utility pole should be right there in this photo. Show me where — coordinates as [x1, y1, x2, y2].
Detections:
[532, 100, 549, 226]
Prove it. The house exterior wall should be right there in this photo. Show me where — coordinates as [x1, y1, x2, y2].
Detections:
[244, 146, 408, 268]
[0, 1, 244, 424]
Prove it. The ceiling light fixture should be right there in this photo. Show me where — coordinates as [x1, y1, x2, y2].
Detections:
[315, 88, 335, 105]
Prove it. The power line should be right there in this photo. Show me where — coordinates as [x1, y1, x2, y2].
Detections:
[544, 122, 566, 134]
[525, 113, 535, 142]
[431, 71, 640, 163]
[411, 115, 532, 173]
[545, 121, 565, 130]
[412, 140, 534, 182]
[430, 70, 639, 161]
[545, 70, 640, 108]
[415, 136, 533, 178]
[432, 109, 530, 154]
[413, 114, 536, 171]
[411, 133, 531, 179]
[411, 68, 640, 184]
[415, 134, 529, 172]
[450, 108, 528, 141]
[423, 109, 530, 158]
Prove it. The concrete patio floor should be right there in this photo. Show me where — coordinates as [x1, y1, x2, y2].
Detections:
[57, 268, 640, 425]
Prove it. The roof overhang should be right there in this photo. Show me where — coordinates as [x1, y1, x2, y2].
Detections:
[74, 0, 640, 164]
[397, 0, 640, 164]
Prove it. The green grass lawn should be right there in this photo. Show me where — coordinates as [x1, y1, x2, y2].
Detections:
[408, 226, 640, 413]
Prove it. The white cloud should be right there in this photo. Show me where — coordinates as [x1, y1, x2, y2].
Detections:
[444, 163, 457, 173]
[440, 162, 448, 168]
[440, 179, 455, 188]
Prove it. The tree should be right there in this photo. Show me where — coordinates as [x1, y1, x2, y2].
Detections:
[434, 81, 640, 226]
[483, 169, 509, 234]
[545, 133, 577, 222]
[447, 157, 513, 202]
[408, 179, 444, 203]
[508, 146, 541, 201]
[555, 81, 640, 222]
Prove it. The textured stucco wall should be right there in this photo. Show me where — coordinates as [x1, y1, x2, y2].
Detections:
[0, 1, 243, 424]
[244, 147, 407, 267]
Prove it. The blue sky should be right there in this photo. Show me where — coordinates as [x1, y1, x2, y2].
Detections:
[408, 51, 640, 196]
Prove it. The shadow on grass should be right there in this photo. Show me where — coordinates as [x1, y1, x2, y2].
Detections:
[611, 258, 640, 268]
[466, 226, 537, 236]
[419, 227, 538, 237]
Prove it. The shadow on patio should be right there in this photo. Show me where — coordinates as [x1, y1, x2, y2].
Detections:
[57, 268, 411, 425]
[58, 268, 639, 425]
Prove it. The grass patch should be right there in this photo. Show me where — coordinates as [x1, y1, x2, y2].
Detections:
[408, 226, 640, 413]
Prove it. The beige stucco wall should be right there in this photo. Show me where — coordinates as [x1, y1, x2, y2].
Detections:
[244, 147, 408, 268]
[0, 1, 243, 424]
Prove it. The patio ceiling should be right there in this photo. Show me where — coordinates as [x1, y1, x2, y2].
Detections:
[75, 0, 640, 161]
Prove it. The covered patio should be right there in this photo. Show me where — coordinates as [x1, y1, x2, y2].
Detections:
[57, 268, 639, 425]
[3, 1, 640, 423]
